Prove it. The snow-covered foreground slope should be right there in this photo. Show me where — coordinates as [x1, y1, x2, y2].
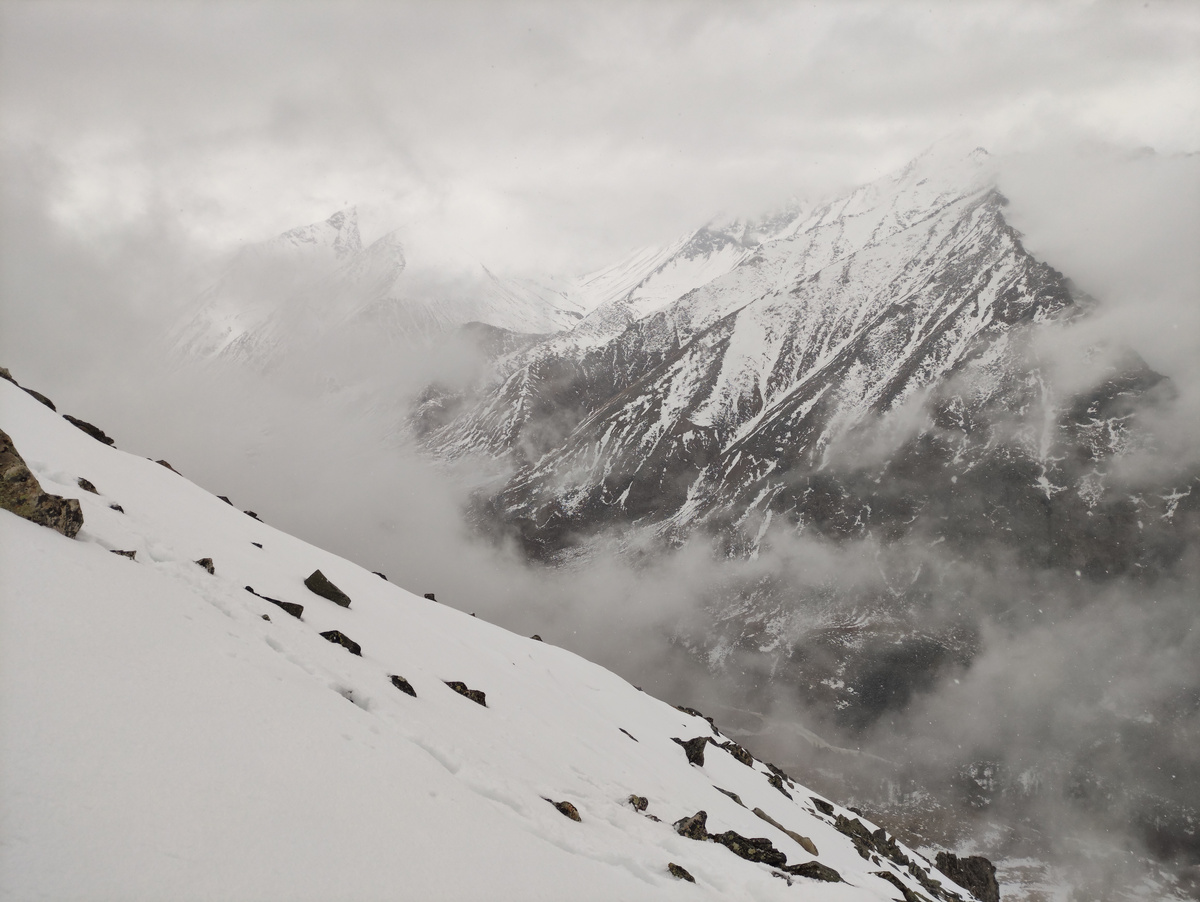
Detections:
[0, 376, 990, 902]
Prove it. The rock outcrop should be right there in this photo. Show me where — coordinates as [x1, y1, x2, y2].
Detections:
[388, 675, 416, 697]
[319, 629, 362, 656]
[0, 429, 83, 538]
[672, 735, 710, 766]
[444, 681, 486, 706]
[62, 415, 115, 446]
[935, 852, 1000, 902]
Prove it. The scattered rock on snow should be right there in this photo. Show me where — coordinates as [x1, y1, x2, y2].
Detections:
[752, 807, 817, 855]
[672, 735, 710, 767]
[389, 675, 416, 697]
[0, 429, 84, 538]
[194, 557, 215, 575]
[766, 774, 793, 799]
[627, 794, 648, 812]
[716, 739, 754, 767]
[319, 630, 362, 656]
[109, 503, 124, 513]
[110, 549, 136, 560]
[546, 799, 581, 821]
[424, 592, 437, 601]
[619, 727, 639, 742]
[63, 415, 115, 446]
[373, 571, 388, 580]
[530, 634, 543, 641]
[714, 787, 745, 807]
[217, 495, 233, 505]
[935, 852, 1000, 902]
[675, 705, 719, 734]
[810, 797, 835, 816]
[23, 386, 56, 410]
[667, 863, 695, 882]
[155, 460, 179, 474]
[244, 510, 260, 520]
[0, 366, 14, 384]
[304, 569, 351, 608]
[782, 861, 842, 883]
[673, 810, 708, 841]
[251, 542, 262, 548]
[245, 586, 303, 619]
[872, 870, 924, 902]
[444, 681, 486, 706]
[77, 477, 98, 493]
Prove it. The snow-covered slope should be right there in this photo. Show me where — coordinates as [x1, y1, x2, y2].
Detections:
[0, 374, 994, 901]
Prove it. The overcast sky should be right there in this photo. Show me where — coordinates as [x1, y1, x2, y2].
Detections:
[2, 0, 1197, 273]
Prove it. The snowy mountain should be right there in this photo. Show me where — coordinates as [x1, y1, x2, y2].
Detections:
[0, 369, 1003, 901]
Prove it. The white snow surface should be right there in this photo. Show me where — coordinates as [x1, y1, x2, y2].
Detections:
[0, 378, 977, 901]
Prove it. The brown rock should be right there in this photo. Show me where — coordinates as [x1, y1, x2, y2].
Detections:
[63, 415, 115, 446]
[549, 799, 581, 821]
[444, 681, 486, 706]
[0, 429, 84, 538]
[667, 863, 695, 882]
[628, 794, 648, 812]
[752, 807, 818, 855]
[319, 629, 361, 656]
[195, 557, 215, 574]
[23, 388, 56, 410]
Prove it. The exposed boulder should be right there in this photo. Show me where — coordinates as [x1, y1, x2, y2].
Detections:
[244, 510, 260, 520]
[155, 460, 179, 474]
[0, 366, 14, 384]
[766, 774, 793, 799]
[627, 794, 648, 812]
[667, 863, 695, 882]
[752, 807, 818, 855]
[675, 705, 719, 734]
[619, 727, 639, 742]
[251, 542, 262, 548]
[782, 861, 842, 883]
[373, 571, 388, 580]
[0, 429, 84, 538]
[319, 629, 361, 656]
[530, 634, 543, 641]
[63, 415, 115, 446]
[811, 797, 835, 816]
[77, 477, 98, 493]
[109, 503, 124, 513]
[110, 549, 136, 560]
[245, 586, 303, 619]
[304, 569, 351, 607]
[872, 871, 926, 902]
[715, 787, 745, 807]
[716, 739, 754, 767]
[673, 810, 708, 841]
[444, 681, 486, 706]
[195, 557, 215, 575]
[547, 799, 581, 821]
[389, 675, 416, 697]
[23, 388, 56, 411]
[709, 831, 787, 868]
[424, 592, 437, 601]
[217, 495, 233, 505]
[935, 852, 1000, 902]
[672, 735, 711, 766]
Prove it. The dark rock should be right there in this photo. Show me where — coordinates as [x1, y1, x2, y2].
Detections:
[251, 542, 262, 548]
[319, 629, 361, 656]
[76, 477, 98, 493]
[110, 549, 136, 560]
[373, 571, 388, 580]
[0, 366, 14, 384]
[261, 614, 270, 621]
[935, 852, 1000, 902]
[530, 634, 543, 641]
[195, 557, 215, 575]
[716, 740, 754, 767]
[619, 727, 639, 742]
[244, 510, 260, 520]
[673, 810, 708, 841]
[872, 871, 927, 902]
[63, 415, 114, 446]
[550, 799, 581, 821]
[304, 569, 352, 608]
[424, 592, 437, 601]
[217, 495, 233, 505]
[767, 774, 793, 799]
[389, 674, 416, 697]
[244, 586, 304, 619]
[155, 460, 179, 474]
[23, 388, 56, 410]
[811, 797, 835, 816]
[710, 831, 787, 868]
[645, 814, 661, 822]
[444, 681, 486, 706]
[0, 429, 84, 538]
[783, 861, 842, 883]
[752, 807, 818, 855]
[667, 862, 695, 882]
[673, 735, 710, 767]
[109, 503, 124, 513]
[848, 806, 865, 817]
[628, 794, 648, 812]
[714, 787, 745, 807]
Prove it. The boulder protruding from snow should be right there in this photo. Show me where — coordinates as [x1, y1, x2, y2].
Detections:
[195, 557, 215, 575]
[245, 586, 303, 619]
[389, 675, 416, 697]
[0, 429, 83, 538]
[782, 861, 841, 883]
[444, 681, 486, 706]
[753, 807, 817, 855]
[710, 831, 787, 868]
[63, 415, 115, 446]
[627, 794, 648, 812]
[77, 477, 98, 494]
[672, 735, 710, 767]
[23, 388, 56, 411]
[936, 852, 1000, 902]
[547, 799, 581, 821]
[667, 863, 695, 882]
[304, 569, 352, 608]
[110, 549, 136, 560]
[673, 810, 708, 841]
[319, 630, 362, 656]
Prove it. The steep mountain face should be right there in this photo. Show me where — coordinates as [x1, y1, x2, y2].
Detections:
[1, 373, 1001, 902]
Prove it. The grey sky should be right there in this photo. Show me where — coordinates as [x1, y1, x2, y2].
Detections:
[2, 0, 1197, 272]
